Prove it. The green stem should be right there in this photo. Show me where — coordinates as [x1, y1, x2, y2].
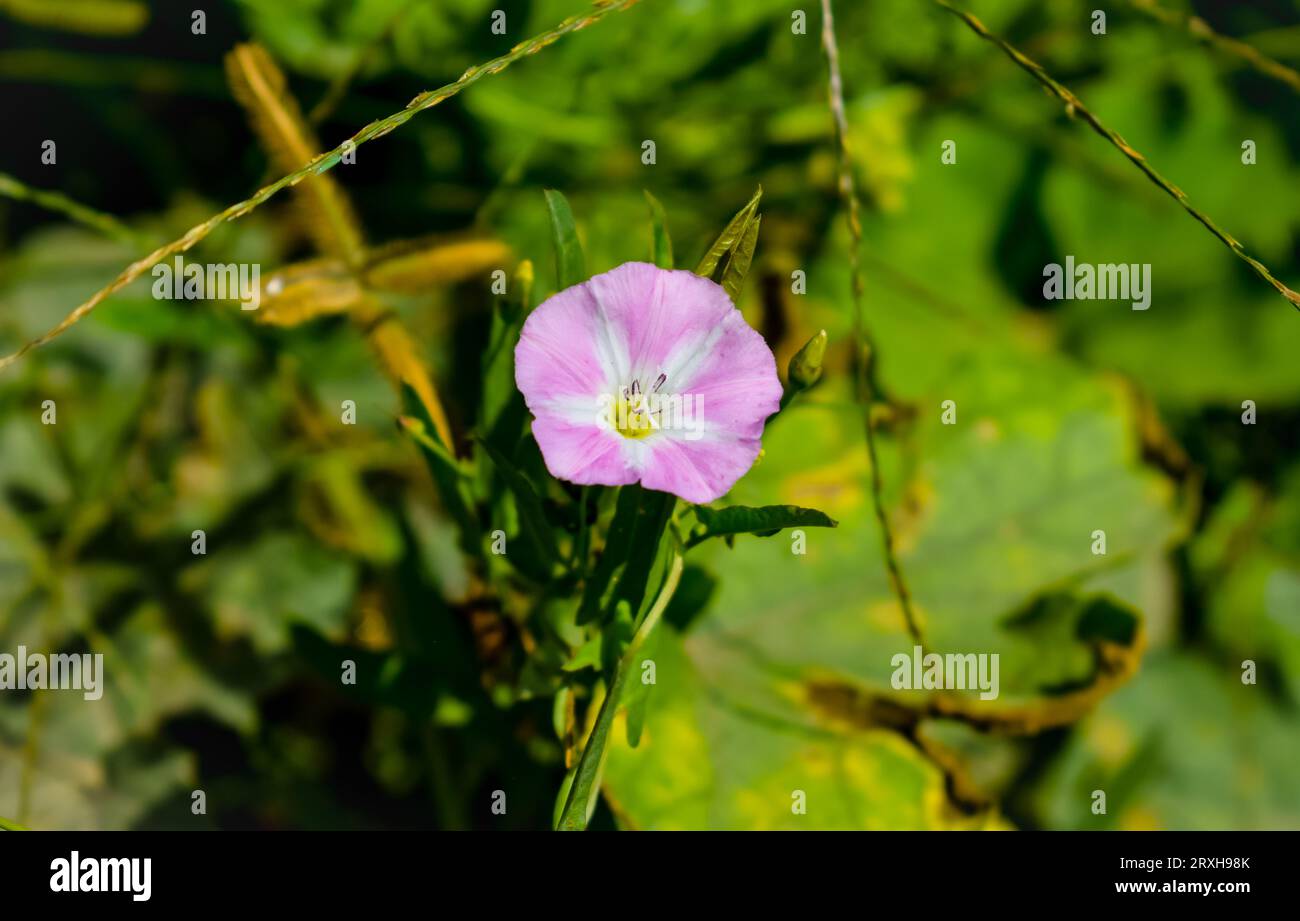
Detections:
[820, 0, 925, 648]
[933, 0, 1300, 313]
[1127, 0, 1300, 96]
[0, 0, 649, 373]
[556, 548, 683, 831]
[0, 172, 155, 249]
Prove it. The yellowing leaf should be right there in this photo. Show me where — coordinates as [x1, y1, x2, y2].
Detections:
[225, 43, 365, 263]
[362, 237, 511, 294]
[358, 297, 454, 450]
[257, 259, 363, 326]
[0, 0, 147, 36]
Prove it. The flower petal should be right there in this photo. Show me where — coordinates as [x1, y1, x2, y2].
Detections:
[515, 280, 622, 410]
[638, 432, 763, 505]
[514, 260, 781, 501]
[530, 415, 641, 487]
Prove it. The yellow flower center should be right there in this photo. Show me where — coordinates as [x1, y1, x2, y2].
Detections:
[609, 375, 666, 440]
[612, 393, 657, 439]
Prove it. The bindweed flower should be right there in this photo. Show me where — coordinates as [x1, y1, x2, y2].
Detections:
[515, 261, 781, 504]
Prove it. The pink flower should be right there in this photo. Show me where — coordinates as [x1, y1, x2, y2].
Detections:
[514, 261, 782, 504]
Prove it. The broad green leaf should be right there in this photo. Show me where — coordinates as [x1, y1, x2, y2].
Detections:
[183, 532, 356, 654]
[0, 602, 252, 830]
[1034, 652, 1300, 829]
[688, 503, 837, 548]
[601, 344, 1181, 828]
[544, 189, 585, 289]
[643, 190, 673, 269]
[602, 626, 1007, 830]
[1193, 474, 1300, 705]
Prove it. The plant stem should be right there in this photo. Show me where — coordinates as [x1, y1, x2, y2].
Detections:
[556, 548, 683, 831]
[819, 0, 925, 647]
[0, 172, 155, 249]
[0, 0, 649, 373]
[1127, 0, 1300, 96]
[933, 0, 1300, 312]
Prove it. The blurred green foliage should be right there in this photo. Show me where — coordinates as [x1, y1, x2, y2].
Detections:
[0, 0, 1298, 830]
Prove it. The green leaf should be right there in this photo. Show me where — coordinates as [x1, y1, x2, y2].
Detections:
[610, 487, 677, 619]
[718, 212, 760, 302]
[688, 504, 836, 548]
[602, 626, 1007, 830]
[577, 485, 674, 625]
[480, 439, 561, 580]
[601, 343, 1182, 829]
[544, 188, 586, 289]
[1075, 596, 1140, 647]
[558, 670, 625, 830]
[398, 398, 482, 559]
[187, 532, 357, 656]
[643, 190, 673, 269]
[1193, 474, 1300, 705]
[694, 185, 761, 297]
[479, 260, 533, 449]
[291, 626, 473, 723]
[559, 552, 683, 830]
[620, 625, 664, 748]
[1034, 652, 1300, 829]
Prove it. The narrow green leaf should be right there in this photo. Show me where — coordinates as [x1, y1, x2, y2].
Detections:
[544, 188, 586, 289]
[558, 663, 625, 830]
[643, 190, 674, 269]
[694, 185, 761, 279]
[719, 212, 760, 302]
[687, 504, 837, 548]
[610, 487, 676, 618]
[577, 485, 642, 625]
[480, 440, 561, 579]
[397, 396, 482, 558]
[480, 260, 533, 449]
[0, 816, 29, 831]
[621, 626, 663, 748]
[558, 551, 683, 830]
